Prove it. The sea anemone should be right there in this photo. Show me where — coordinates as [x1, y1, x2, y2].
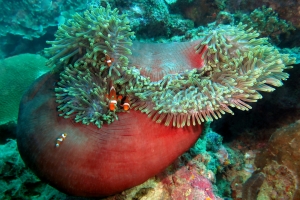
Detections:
[46, 4, 294, 129]
[45, 5, 133, 76]
[130, 24, 295, 128]
[45, 5, 137, 128]
[17, 72, 202, 197]
[17, 4, 296, 198]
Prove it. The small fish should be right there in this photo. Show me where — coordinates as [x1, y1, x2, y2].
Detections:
[223, 158, 231, 166]
[121, 96, 130, 111]
[108, 85, 117, 111]
[56, 133, 67, 147]
[104, 54, 114, 67]
[117, 95, 123, 101]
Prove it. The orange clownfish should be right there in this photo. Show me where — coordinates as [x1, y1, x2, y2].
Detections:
[117, 95, 123, 101]
[108, 85, 117, 111]
[121, 96, 130, 111]
[104, 54, 114, 67]
[56, 133, 67, 147]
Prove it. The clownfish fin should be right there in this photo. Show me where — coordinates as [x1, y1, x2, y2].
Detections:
[121, 96, 130, 111]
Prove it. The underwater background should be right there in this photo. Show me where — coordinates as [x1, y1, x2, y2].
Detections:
[1, 0, 300, 199]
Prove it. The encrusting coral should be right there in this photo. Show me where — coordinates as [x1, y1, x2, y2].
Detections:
[45, 4, 295, 129]
[238, 6, 295, 44]
[0, 54, 50, 126]
[0, 140, 66, 199]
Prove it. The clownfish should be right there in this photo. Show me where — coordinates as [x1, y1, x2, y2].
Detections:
[117, 95, 123, 101]
[121, 96, 131, 111]
[104, 54, 114, 67]
[107, 85, 117, 111]
[56, 133, 67, 147]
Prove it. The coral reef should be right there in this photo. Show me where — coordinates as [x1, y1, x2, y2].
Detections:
[242, 172, 265, 200]
[119, 0, 195, 39]
[15, 3, 297, 198]
[179, 0, 220, 27]
[281, 47, 300, 64]
[258, 161, 296, 199]
[157, 155, 221, 199]
[189, 123, 231, 174]
[220, 119, 300, 199]
[214, 7, 295, 44]
[212, 131, 268, 199]
[236, 6, 295, 44]
[0, 0, 87, 40]
[0, 54, 50, 126]
[0, 0, 94, 59]
[0, 140, 65, 199]
[252, 120, 300, 199]
[215, 0, 227, 10]
[226, 0, 300, 30]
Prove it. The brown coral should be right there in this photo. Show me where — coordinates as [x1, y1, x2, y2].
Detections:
[251, 120, 300, 198]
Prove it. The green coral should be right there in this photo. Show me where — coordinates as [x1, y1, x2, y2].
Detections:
[0, 0, 87, 40]
[0, 54, 50, 126]
[215, 0, 227, 10]
[237, 6, 295, 44]
[0, 140, 66, 199]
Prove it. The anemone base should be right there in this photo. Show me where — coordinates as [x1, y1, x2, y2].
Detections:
[16, 72, 202, 197]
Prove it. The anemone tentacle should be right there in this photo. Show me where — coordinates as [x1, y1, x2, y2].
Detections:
[46, 5, 138, 128]
[45, 4, 133, 78]
[46, 5, 295, 129]
[130, 24, 295, 128]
